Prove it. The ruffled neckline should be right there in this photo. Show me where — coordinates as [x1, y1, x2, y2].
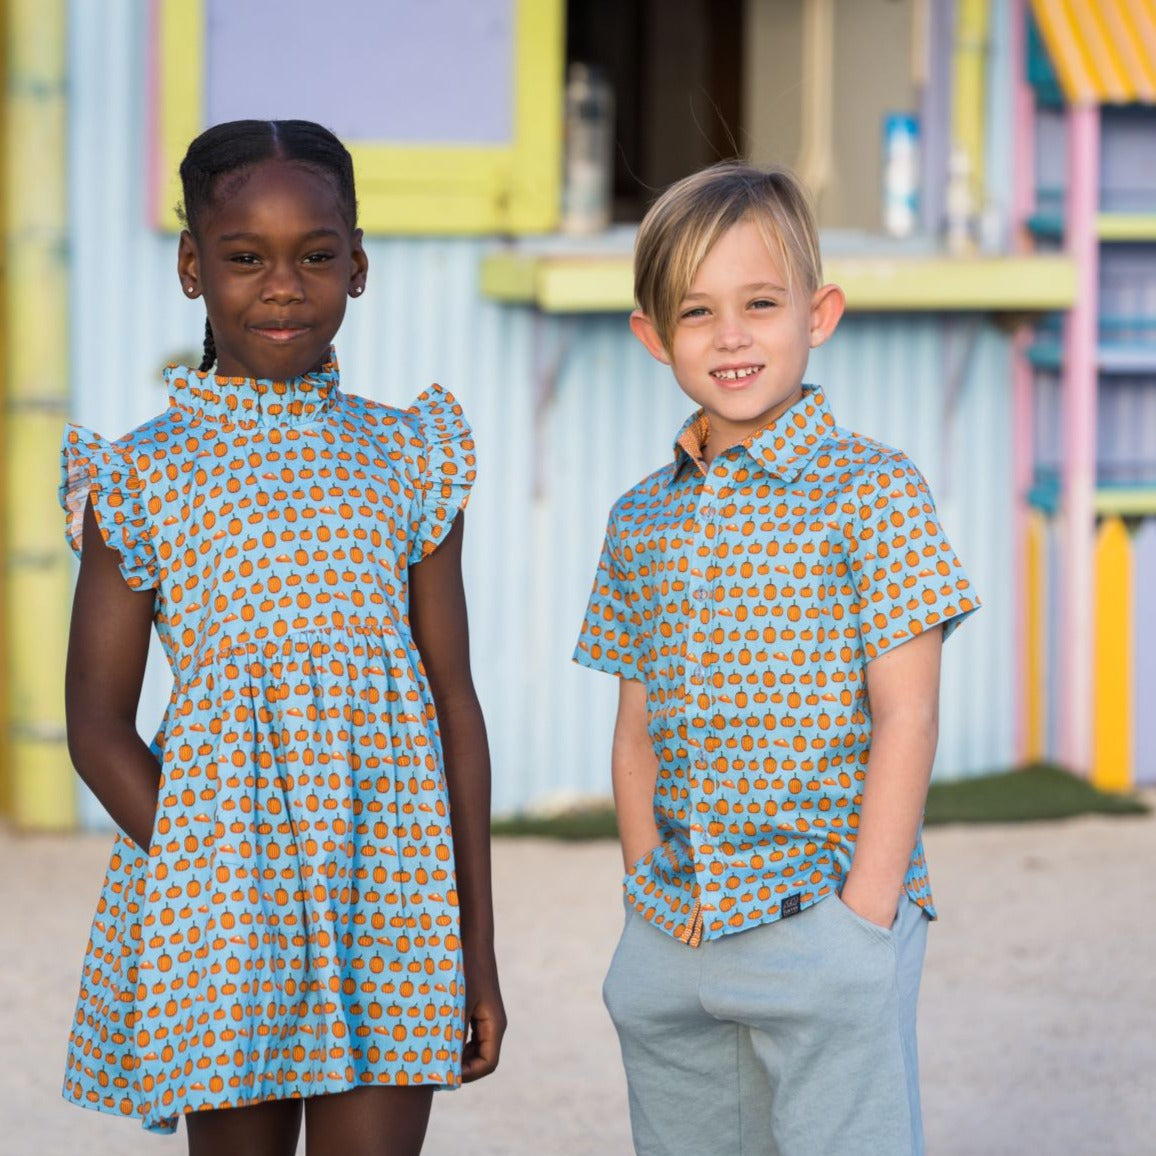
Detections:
[165, 350, 340, 427]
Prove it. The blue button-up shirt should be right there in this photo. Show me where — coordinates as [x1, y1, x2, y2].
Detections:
[574, 386, 979, 945]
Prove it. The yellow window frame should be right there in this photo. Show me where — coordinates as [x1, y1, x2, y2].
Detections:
[151, 0, 563, 234]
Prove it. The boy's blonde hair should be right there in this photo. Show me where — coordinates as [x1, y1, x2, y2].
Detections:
[634, 162, 823, 350]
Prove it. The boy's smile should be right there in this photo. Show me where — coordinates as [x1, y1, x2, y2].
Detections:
[178, 158, 368, 381]
[631, 217, 843, 462]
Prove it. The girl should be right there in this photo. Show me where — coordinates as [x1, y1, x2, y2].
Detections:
[60, 120, 504, 1156]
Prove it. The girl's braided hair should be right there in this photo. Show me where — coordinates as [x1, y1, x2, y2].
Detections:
[178, 120, 358, 372]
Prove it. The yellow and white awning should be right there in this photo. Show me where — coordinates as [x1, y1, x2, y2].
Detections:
[1029, 0, 1156, 104]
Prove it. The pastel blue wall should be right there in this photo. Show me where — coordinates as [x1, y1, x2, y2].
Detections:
[67, 0, 1017, 822]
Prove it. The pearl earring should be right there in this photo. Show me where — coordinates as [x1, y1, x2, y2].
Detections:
[352, 285, 363, 296]
[184, 284, 195, 295]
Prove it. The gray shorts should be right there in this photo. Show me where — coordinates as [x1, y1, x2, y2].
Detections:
[603, 893, 930, 1156]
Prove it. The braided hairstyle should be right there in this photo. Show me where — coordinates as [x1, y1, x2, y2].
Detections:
[178, 120, 359, 372]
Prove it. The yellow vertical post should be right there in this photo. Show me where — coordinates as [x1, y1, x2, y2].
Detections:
[1024, 510, 1047, 762]
[952, 0, 988, 208]
[1092, 517, 1132, 791]
[3, 0, 75, 827]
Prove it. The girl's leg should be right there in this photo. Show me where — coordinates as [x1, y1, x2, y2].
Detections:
[304, 1086, 435, 1156]
[186, 1098, 303, 1156]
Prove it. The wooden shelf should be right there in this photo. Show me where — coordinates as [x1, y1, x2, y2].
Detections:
[1028, 340, 1156, 374]
[1027, 480, 1156, 517]
[1024, 213, 1156, 242]
[1097, 214, 1156, 242]
[1094, 487, 1156, 517]
[481, 251, 1078, 314]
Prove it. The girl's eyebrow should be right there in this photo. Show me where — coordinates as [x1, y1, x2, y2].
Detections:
[217, 227, 343, 243]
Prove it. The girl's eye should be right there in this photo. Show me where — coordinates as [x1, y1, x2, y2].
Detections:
[303, 251, 335, 264]
[229, 253, 261, 266]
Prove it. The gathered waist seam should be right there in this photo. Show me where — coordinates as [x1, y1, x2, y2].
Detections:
[174, 619, 406, 692]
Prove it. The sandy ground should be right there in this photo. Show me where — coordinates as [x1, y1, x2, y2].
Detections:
[3, 801, 1154, 1156]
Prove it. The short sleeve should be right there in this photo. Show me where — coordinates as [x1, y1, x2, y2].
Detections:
[573, 510, 644, 679]
[59, 424, 158, 590]
[846, 459, 979, 661]
[406, 385, 476, 563]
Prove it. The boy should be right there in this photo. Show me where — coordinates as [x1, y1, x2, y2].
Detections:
[573, 163, 978, 1156]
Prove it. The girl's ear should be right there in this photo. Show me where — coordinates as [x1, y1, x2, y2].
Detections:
[629, 310, 671, 365]
[177, 230, 200, 299]
[808, 283, 845, 349]
[348, 228, 369, 298]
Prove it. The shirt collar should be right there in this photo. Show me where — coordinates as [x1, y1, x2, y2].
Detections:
[671, 385, 837, 484]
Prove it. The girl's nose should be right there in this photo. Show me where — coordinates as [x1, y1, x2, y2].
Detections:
[262, 263, 305, 304]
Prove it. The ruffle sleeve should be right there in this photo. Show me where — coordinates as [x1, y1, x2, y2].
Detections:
[59, 424, 159, 590]
[406, 385, 476, 563]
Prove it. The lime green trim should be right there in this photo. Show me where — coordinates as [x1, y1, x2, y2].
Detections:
[4, 0, 76, 828]
[1096, 214, 1156, 241]
[480, 252, 1079, 314]
[508, 0, 563, 231]
[156, 0, 204, 231]
[1094, 488, 1156, 517]
[154, 0, 562, 234]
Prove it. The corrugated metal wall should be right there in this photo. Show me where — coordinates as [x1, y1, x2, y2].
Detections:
[67, 1, 1017, 823]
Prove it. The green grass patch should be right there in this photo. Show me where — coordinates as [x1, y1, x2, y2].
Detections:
[922, 763, 1149, 825]
[491, 764, 1149, 840]
[491, 806, 619, 841]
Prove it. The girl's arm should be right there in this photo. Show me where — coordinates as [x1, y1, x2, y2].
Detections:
[408, 511, 506, 1082]
[840, 626, 943, 928]
[611, 677, 662, 871]
[65, 497, 160, 849]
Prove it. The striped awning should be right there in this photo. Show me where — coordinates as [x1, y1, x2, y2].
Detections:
[1029, 0, 1156, 104]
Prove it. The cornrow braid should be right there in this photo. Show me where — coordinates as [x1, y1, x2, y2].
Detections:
[199, 317, 217, 373]
[178, 119, 358, 239]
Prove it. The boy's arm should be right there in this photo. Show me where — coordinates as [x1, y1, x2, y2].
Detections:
[840, 627, 943, 928]
[612, 677, 662, 871]
[408, 511, 506, 1081]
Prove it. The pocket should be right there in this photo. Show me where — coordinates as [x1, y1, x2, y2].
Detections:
[829, 893, 896, 947]
[622, 843, 662, 887]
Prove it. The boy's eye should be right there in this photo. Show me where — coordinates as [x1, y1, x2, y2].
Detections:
[750, 298, 777, 310]
[679, 306, 709, 320]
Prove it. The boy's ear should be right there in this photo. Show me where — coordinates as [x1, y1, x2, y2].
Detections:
[808, 283, 845, 349]
[629, 310, 672, 365]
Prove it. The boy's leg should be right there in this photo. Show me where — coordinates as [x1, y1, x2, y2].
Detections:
[603, 907, 774, 1156]
[707, 895, 928, 1156]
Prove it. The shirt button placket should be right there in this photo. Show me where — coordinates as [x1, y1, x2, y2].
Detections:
[688, 484, 714, 774]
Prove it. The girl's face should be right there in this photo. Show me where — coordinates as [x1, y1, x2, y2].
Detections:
[178, 158, 368, 380]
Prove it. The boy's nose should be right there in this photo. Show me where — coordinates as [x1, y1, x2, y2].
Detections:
[714, 320, 752, 350]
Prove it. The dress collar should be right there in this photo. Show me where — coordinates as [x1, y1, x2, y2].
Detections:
[165, 349, 340, 427]
[671, 385, 837, 484]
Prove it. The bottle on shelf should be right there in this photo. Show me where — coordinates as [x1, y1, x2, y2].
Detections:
[561, 63, 615, 235]
[945, 145, 977, 256]
[882, 113, 921, 239]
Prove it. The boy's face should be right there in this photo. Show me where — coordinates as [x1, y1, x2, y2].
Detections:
[631, 217, 843, 460]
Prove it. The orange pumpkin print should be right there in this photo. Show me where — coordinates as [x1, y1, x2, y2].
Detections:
[59, 352, 474, 1132]
[575, 387, 978, 947]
